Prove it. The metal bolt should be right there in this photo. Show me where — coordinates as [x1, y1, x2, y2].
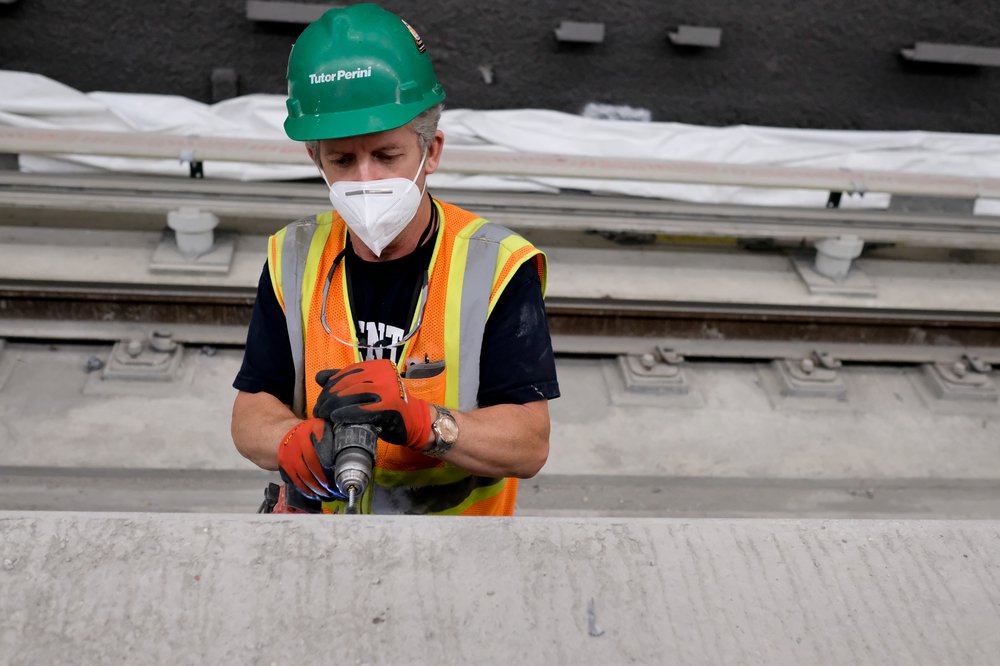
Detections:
[965, 354, 991, 374]
[800, 358, 815, 374]
[815, 351, 841, 369]
[84, 356, 105, 373]
[659, 349, 684, 365]
[126, 339, 144, 357]
[640, 353, 657, 370]
[952, 361, 967, 378]
[149, 331, 176, 353]
[200, 345, 217, 357]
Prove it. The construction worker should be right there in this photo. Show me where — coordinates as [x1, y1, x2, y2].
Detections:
[231, 3, 559, 515]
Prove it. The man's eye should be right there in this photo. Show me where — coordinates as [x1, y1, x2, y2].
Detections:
[377, 154, 401, 162]
[331, 156, 352, 166]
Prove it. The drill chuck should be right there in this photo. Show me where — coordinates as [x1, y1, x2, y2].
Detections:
[331, 423, 378, 513]
[334, 448, 372, 495]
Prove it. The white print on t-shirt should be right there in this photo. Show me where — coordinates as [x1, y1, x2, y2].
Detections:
[357, 320, 405, 363]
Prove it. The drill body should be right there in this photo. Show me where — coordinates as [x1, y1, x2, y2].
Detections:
[327, 423, 378, 513]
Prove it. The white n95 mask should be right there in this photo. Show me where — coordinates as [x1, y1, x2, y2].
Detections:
[325, 150, 428, 257]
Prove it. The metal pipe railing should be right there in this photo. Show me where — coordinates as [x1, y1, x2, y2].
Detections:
[3, 126, 1000, 199]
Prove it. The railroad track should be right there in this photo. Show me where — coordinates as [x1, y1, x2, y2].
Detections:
[2, 284, 999, 365]
[1, 173, 998, 523]
[1, 172, 998, 363]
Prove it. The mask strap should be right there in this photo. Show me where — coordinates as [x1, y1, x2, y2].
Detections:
[414, 148, 428, 179]
[412, 147, 430, 199]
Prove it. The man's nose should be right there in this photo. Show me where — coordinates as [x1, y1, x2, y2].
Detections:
[354, 157, 378, 181]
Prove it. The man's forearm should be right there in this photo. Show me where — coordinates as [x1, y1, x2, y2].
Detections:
[233, 388, 550, 479]
[231, 391, 302, 471]
[429, 400, 550, 479]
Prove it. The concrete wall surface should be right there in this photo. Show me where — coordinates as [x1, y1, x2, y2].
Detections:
[1, 512, 998, 665]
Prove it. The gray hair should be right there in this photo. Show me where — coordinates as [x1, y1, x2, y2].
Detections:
[305, 103, 443, 166]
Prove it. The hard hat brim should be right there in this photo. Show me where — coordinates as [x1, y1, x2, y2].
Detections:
[284, 90, 445, 142]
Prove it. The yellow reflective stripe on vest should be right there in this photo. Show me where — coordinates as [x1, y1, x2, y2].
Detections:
[396, 200, 447, 372]
[433, 478, 507, 516]
[442, 216, 486, 410]
[271, 213, 333, 418]
[268, 229, 285, 311]
[445, 218, 504, 411]
[446, 220, 545, 411]
[280, 218, 316, 418]
[375, 462, 470, 487]
[460, 222, 520, 411]
[488, 237, 547, 318]
[338, 257, 363, 366]
[300, 212, 334, 338]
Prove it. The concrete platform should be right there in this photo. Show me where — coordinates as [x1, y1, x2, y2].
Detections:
[2, 345, 999, 481]
[4, 468, 1000, 519]
[2, 512, 998, 665]
[2, 343, 1000, 517]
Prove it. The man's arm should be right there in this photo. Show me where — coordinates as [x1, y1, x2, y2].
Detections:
[443, 258, 556, 479]
[231, 391, 301, 471]
[421, 400, 550, 479]
[231, 262, 299, 471]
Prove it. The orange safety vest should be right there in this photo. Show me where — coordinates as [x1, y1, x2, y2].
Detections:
[268, 199, 547, 515]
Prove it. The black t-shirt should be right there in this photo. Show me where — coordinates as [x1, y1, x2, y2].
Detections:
[342, 219, 434, 364]
[234, 213, 560, 409]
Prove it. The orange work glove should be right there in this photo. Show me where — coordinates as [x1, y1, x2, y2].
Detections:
[277, 418, 344, 501]
[312, 359, 432, 451]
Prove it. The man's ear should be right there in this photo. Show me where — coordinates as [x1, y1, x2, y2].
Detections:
[424, 129, 446, 175]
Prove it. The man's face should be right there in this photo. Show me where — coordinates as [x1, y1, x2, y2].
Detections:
[312, 125, 439, 185]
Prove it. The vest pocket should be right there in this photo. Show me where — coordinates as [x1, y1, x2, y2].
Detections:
[403, 366, 446, 403]
[404, 359, 444, 379]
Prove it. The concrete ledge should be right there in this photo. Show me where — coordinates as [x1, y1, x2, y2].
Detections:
[2, 513, 999, 664]
[5, 469, 1000, 518]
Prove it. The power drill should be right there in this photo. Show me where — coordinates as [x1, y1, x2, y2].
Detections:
[328, 423, 378, 514]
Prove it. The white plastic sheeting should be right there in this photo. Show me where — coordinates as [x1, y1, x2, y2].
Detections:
[3, 69, 999, 213]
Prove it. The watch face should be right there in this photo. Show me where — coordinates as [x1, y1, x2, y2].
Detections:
[435, 413, 459, 443]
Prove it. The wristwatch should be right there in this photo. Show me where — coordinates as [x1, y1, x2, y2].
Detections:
[425, 405, 459, 457]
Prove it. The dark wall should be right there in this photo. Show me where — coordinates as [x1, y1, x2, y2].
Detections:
[2, 0, 999, 133]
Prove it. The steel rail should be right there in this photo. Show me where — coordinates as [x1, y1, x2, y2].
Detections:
[2, 313, 998, 364]
[551, 334, 1000, 364]
[4, 126, 1000, 198]
[3, 287, 999, 358]
[544, 306, 1000, 351]
[3, 173, 1000, 248]
[4, 278, 999, 323]
[544, 299, 1000, 323]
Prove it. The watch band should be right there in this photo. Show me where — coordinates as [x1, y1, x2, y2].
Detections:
[425, 404, 457, 458]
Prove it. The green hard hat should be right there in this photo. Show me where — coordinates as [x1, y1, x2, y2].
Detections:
[284, 3, 446, 141]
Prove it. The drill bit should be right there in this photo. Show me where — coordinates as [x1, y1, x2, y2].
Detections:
[347, 486, 358, 513]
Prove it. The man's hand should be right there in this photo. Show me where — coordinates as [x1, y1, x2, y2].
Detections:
[313, 359, 432, 451]
[277, 418, 344, 501]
